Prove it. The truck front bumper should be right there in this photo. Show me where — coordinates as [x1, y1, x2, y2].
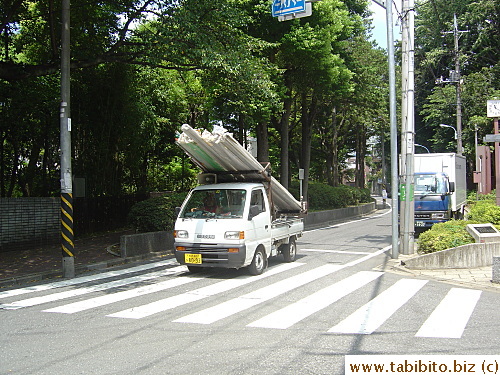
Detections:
[174, 242, 247, 269]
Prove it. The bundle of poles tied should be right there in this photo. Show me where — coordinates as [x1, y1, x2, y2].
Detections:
[176, 124, 303, 215]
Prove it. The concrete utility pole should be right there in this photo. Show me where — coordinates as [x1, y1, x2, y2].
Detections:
[372, 0, 399, 258]
[60, 0, 75, 278]
[399, 0, 415, 255]
[441, 14, 467, 155]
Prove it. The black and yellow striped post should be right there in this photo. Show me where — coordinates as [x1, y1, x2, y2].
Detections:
[61, 192, 75, 275]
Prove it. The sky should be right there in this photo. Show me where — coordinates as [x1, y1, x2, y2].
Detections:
[368, 1, 400, 50]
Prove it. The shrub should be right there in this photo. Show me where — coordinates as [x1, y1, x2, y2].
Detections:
[417, 220, 474, 254]
[467, 200, 500, 224]
[289, 181, 372, 210]
[128, 192, 188, 232]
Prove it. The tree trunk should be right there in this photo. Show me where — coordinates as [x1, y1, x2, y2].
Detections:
[279, 85, 293, 188]
[355, 123, 366, 188]
[300, 91, 318, 201]
[256, 121, 269, 164]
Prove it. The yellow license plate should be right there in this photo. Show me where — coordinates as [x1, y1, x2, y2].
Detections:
[185, 253, 202, 264]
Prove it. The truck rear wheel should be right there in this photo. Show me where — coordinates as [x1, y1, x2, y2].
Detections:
[248, 247, 266, 276]
[282, 238, 297, 263]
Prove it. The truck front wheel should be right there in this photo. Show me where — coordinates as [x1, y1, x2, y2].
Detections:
[248, 247, 266, 276]
[281, 238, 297, 263]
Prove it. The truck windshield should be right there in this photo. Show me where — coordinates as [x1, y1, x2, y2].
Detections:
[180, 189, 247, 219]
[414, 174, 447, 195]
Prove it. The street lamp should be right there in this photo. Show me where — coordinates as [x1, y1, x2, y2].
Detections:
[415, 143, 430, 153]
[440, 123, 458, 140]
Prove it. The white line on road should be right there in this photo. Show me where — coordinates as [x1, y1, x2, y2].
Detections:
[173, 263, 345, 325]
[0, 258, 177, 300]
[107, 262, 304, 319]
[247, 271, 383, 329]
[328, 278, 428, 334]
[43, 276, 201, 314]
[0, 265, 186, 309]
[415, 288, 482, 338]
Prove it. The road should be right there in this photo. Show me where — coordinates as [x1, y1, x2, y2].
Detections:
[1, 208, 499, 375]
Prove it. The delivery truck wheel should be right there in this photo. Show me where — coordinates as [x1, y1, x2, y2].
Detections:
[281, 238, 297, 263]
[248, 247, 266, 276]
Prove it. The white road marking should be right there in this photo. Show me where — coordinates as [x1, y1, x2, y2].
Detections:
[328, 279, 428, 334]
[248, 271, 383, 329]
[415, 288, 482, 338]
[173, 263, 344, 325]
[0, 266, 186, 310]
[107, 262, 304, 319]
[0, 258, 177, 300]
[43, 276, 201, 314]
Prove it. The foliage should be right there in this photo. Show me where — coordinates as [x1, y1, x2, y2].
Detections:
[127, 192, 188, 232]
[289, 181, 372, 210]
[418, 198, 500, 254]
[417, 220, 474, 254]
[466, 200, 500, 225]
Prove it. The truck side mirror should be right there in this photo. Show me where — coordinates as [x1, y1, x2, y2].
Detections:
[448, 182, 455, 194]
[175, 207, 181, 217]
[248, 205, 261, 220]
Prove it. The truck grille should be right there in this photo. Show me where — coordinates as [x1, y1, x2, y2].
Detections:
[415, 213, 431, 219]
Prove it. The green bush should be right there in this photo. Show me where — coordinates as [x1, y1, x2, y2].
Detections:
[467, 200, 500, 224]
[417, 220, 474, 254]
[128, 192, 188, 232]
[289, 181, 372, 210]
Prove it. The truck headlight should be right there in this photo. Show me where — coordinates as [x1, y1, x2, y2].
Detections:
[431, 213, 447, 220]
[174, 230, 188, 238]
[225, 231, 244, 240]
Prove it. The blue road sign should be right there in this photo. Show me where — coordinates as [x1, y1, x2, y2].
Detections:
[272, 0, 306, 17]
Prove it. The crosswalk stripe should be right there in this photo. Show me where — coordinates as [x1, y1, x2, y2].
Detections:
[0, 266, 186, 310]
[107, 262, 304, 319]
[173, 263, 345, 325]
[415, 288, 482, 338]
[327, 279, 428, 334]
[0, 258, 177, 300]
[43, 276, 201, 314]
[247, 271, 383, 329]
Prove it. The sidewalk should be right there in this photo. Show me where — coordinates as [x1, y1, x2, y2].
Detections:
[0, 228, 173, 288]
[376, 253, 500, 293]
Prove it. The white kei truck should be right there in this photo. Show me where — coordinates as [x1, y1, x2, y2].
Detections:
[173, 125, 306, 275]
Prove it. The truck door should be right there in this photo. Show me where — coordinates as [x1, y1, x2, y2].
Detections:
[247, 188, 272, 259]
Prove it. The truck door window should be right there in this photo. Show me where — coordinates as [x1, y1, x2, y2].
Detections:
[250, 189, 266, 214]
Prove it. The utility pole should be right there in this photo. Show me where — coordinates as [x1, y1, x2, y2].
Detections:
[399, 0, 415, 255]
[60, 0, 74, 278]
[372, 0, 399, 258]
[439, 14, 468, 155]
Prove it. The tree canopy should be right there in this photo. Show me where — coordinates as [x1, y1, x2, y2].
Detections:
[3, 0, 497, 200]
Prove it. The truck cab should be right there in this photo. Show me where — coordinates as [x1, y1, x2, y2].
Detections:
[414, 172, 455, 229]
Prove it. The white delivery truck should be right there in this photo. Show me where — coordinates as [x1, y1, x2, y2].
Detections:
[173, 125, 306, 275]
[413, 153, 467, 229]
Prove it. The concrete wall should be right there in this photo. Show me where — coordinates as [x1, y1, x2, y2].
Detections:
[304, 202, 376, 230]
[120, 202, 376, 257]
[404, 242, 500, 269]
[120, 231, 175, 258]
[0, 198, 59, 251]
